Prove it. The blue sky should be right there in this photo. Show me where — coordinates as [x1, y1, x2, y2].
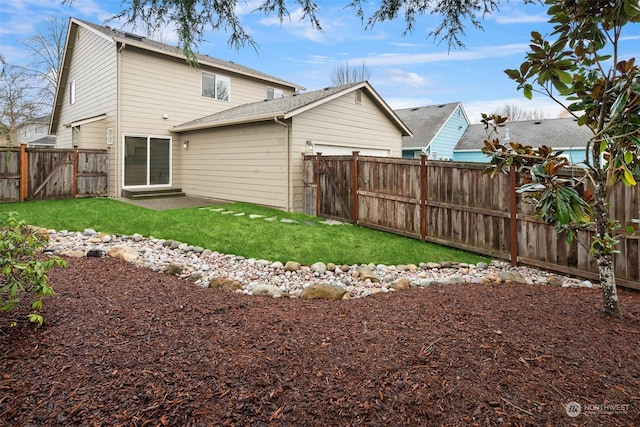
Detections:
[1, 0, 639, 123]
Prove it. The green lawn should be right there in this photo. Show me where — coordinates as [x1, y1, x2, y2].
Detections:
[1, 198, 490, 266]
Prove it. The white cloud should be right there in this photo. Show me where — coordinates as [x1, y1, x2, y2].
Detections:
[259, 7, 326, 42]
[386, 69, 431, 87]
[349, 44, 529, 66]
[493, 11, 548, 25]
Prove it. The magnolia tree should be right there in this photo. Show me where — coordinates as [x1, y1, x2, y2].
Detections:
[482, 0, 640, 317]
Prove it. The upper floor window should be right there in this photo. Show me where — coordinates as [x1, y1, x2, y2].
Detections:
[202, 72, 230, 101]
[267, 87, 283, 99]
[69, 79, 76, 105]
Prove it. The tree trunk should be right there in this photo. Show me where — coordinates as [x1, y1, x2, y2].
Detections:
[596, 252, 621, 316]
[592, 177, 622, 317]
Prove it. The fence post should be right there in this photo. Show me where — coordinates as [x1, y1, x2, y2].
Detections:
[19, 144, 28, 202]
[352, 151, 359, 225]
[315, 152, 322, 217]
[420, 155, 427, 241]
[72, 145, 78, 198]
[509, 165, 518, 266]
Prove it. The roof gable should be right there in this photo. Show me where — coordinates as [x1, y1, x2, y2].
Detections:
[395, 102, 468, 149]
[454, 118, 593, 151]
[171, 81, 412, 136]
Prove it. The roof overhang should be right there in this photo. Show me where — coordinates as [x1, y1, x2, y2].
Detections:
[63, 114, 107, 128]
[170, 112, 285, 133]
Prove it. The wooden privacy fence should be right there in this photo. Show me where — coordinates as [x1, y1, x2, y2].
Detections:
[303, 152, 640, 291]
[0, 145, 108, 202]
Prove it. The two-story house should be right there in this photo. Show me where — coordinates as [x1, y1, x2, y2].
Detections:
[17, 115, 55, 147]
[51, 18, 410, 212]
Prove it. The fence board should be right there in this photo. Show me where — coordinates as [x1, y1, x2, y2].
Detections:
[303, 153, 640, 290]
[0, 146, 108, 202]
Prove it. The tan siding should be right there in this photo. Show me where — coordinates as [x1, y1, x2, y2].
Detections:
[288, 90, 403, 211]
[55, 27, 116, 149]
[119, 47, 295, 136]
[177, 122, 288, 209]
[81, 120, 106, 150]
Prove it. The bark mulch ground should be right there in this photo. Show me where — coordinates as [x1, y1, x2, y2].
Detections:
[1, 256, 640, 426]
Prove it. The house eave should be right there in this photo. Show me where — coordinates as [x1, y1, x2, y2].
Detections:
[171, 112, 286, 133]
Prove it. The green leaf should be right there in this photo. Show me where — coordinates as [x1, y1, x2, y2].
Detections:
[600, 139, 608, 153]
[523, 84, 533, 100]
[554, 69, 573, 84]
[624, 151, 633, 164]
[610, 91, 629, 117]
[31, 299, 43, 310]
[28, 313, 44, 326]
[623, 167, 637, 186]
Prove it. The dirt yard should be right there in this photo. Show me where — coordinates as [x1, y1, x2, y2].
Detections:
[1, 256, 639, 426]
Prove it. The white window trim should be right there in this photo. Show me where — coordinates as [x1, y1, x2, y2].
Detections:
[201, 71, 230, 102]
[121, 133, 173, 189]
[267, 87, 283, 99]
[69, 79, 76, 105]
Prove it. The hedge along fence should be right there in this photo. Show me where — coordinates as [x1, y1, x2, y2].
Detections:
[0, 145, 108, 202]
[302, 153, 640, 290]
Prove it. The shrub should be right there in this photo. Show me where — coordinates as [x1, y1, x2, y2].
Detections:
[0, 212, 66, 326]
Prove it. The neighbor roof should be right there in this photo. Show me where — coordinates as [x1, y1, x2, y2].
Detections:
[394, 102, 467, 149]
[454, 118, 593, 151]
[171, 81, 412, 136]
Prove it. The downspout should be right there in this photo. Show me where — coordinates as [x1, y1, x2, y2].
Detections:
[116, 42, 126, 197]
[274, 117, 290, 211]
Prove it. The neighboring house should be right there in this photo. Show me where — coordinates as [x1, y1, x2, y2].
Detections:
[394, 102, 469, 160]
[51, 18, 409, 212]
[17, 115, 55, 146]
[453, 117, 592, 164]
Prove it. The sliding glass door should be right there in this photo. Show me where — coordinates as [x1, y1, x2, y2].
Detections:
[124, 135, 171, 187]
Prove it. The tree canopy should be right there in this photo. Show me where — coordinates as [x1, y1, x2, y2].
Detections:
[482, 0, 640, 316]
[64, 0, 538, 58]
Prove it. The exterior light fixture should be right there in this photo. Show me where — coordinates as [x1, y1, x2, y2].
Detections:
[305, 139, 314, 153]
[183, 140, 189, 149]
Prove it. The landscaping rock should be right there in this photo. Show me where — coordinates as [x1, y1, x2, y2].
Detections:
[356, 265, 379, 283]
[284, 261, 301, 272]
[210, 278, 244, 292]
[252, 284, 287, 298]
[300, 283, 346, 300]
[107, 246, 139, 262]
[499, 270, 527, 284]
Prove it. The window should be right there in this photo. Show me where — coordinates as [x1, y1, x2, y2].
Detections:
[72, 126, 80, 146]
[202, 72, 230, 101]
[267, 87, 283, 99]
[107, 128, 114, 145]
[355, 89, 362, 104]
[69, 79, 76, 105]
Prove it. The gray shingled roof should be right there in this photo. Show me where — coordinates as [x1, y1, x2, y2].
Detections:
[454, 118, 593, 151]
[394, 102, 463, 149]
[172, 82, 363, 131]
[75, 18, 304, 90]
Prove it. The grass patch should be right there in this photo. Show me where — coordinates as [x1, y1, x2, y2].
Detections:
[1, 198, 490, 266]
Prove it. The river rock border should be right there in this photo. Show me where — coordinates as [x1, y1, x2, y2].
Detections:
[43, 228, 597, 300]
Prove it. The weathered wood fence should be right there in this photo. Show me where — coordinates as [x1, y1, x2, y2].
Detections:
[0, 145, 108, 202]
[303, 153, 640, 291]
